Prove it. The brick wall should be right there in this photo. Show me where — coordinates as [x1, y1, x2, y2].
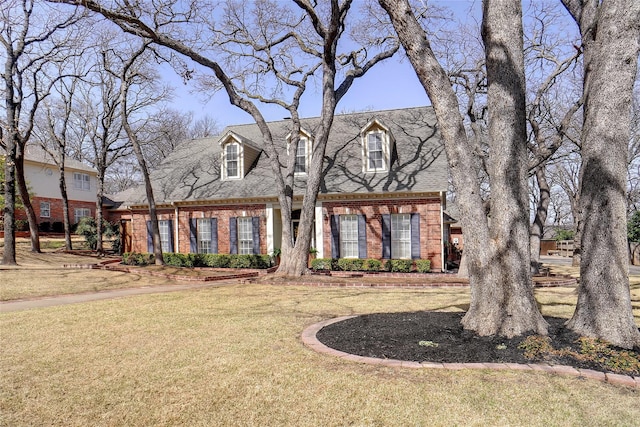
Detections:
[126, 204, 268, 254]
[16, 196, 96, 225]
[322, 198, 443, 271]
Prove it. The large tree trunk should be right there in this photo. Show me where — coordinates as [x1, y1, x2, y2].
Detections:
[563, 0, 640, 349]
[14, 152, 41, 253]
[530, 167, 550, 272]
[379, 0, 547, 338]
[58, 165, 73, 251]
[2, 140, 17, 265]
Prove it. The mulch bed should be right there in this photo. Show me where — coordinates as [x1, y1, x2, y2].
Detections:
[316, 311, 640, 376]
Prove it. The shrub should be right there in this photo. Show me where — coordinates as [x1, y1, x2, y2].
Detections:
[229, 254, 253, 269]
[362, 259, 382, 272]
[311, 258, 333, 271]
[15, 219, 29, 231]
[337, 258, 364, 271]
[385, 259, 413, 273]
[200, 254, 231, 268]
[415, 259, 431, 273]
[75, 217, 120, 251]
[38, 221, 51, 232]
[163, 252, 194, 267]
[52, 221, 64, 233]
[122, 252, 155, 266]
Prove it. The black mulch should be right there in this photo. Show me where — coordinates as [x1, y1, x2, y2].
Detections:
[315, 311, 640, 376]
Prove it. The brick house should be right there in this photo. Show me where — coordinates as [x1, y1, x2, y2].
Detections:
[108, 107, 450, 271]
[2, 145, 97, 231]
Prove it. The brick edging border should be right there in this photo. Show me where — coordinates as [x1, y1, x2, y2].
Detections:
[301, 316, 640, 389]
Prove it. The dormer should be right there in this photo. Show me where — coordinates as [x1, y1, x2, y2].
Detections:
[286, 128, 313, 175]
[361, 119, 394, 173]
[219, 131, 261, 180]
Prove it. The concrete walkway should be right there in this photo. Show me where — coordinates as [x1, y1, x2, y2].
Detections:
[0, 280, 237, 313]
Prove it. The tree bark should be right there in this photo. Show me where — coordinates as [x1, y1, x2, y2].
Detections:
[14, 151, 41, 253]
[58, 164, 73, 251]
[2, 141, 17, 265]
[379, 0, 547, 338]
[563, 0, 640, 348]
[530, 167, 550, 272]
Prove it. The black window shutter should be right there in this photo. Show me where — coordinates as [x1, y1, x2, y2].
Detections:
[146, 220, 153, 253]
[357, 214, 367, 259]
[381, 214, 391, 259]
[189, 218, 197, 253]
[330, 215, 340, 258]
[211, 218, 218, 254]
[252, 216, 261, 254]
[411, 213, 421, 259]
[229, 217, 238, 254]
[167, 220, 174, 253]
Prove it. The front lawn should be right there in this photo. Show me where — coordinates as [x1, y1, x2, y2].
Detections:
[1, 282, 639, 426]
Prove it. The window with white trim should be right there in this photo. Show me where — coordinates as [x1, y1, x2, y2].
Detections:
[294, 137, 308, 174]
[367, 132, 384, 170]
[225, 143, 239, 178]
[197, 218, 212, 254]
[159, 220, 171, 253]
[40, 201, 50, 218]
[73, 172, 90, 191]
[391, 214, 412, 259]
[237, 217, 253, 255]
[340, 215, 359, 258]
[74, 207, 91, 223]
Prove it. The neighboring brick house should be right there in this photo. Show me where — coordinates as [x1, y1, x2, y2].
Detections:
[3, 145, 97, 230]
[108, 107, 450, 271]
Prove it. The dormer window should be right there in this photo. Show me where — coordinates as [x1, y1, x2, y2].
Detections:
[225, 143, 239, 178]
[287, 129, 312, 175]
[367, 132, 384, 170]
[294, 137, 308, 174]
[362, 119, 394, 173]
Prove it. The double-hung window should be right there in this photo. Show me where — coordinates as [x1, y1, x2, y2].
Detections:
[391, 214, 412, 259]
[226, 144, 239, 178]
[159, 220, 171, 253]
[340, 215, 359, 258]
[74, 208, 91, 223]
[367, 132, 384, 170]
[197, 218, 212, 254]
[74, 172, 90, 191]
[40, 201, 50, 218]
[294, 138, 307, 174]
[237, 217, 253, 255]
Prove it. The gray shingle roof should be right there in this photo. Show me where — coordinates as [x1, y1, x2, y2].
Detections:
[119, 106, 448, 206]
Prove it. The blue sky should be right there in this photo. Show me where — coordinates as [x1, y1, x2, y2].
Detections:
[166, 0, 482, 128]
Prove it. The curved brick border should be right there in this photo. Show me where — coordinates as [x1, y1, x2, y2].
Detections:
[301, 316, 639, 389]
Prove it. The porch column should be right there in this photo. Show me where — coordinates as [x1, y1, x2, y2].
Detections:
[266, 203, 274, 255]
[315, 202, 324, 259]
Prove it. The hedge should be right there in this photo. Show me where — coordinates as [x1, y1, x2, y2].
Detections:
[311, 258, 431, 273]
[121, 252, 273, 269]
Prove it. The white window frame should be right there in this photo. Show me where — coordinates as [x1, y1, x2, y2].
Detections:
[197, 218, 212, 254]
[391, 214, 411, 259]
[159, 220, 171, 253]
[340, 215, 359, 258]
[367, 132, 385, 171]
[74, 207, 91, 224]
[73, 172, 91, 191]
[294, 137, 309, 174]
[224, 142, 240, 179]
[237, 217, 253, 255]
[40, 201, 50, 218]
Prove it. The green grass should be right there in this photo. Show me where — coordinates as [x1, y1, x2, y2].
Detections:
[2, 284, 639, 426]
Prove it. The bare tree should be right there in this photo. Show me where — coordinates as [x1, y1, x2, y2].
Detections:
[561, 0, 640, 349]
[33, 73, 84, 250]
[190, 114, 219, 139]
[379, 0, 548, 337]
[50, 0, 400, 276]
[1, 0, 83, 263]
